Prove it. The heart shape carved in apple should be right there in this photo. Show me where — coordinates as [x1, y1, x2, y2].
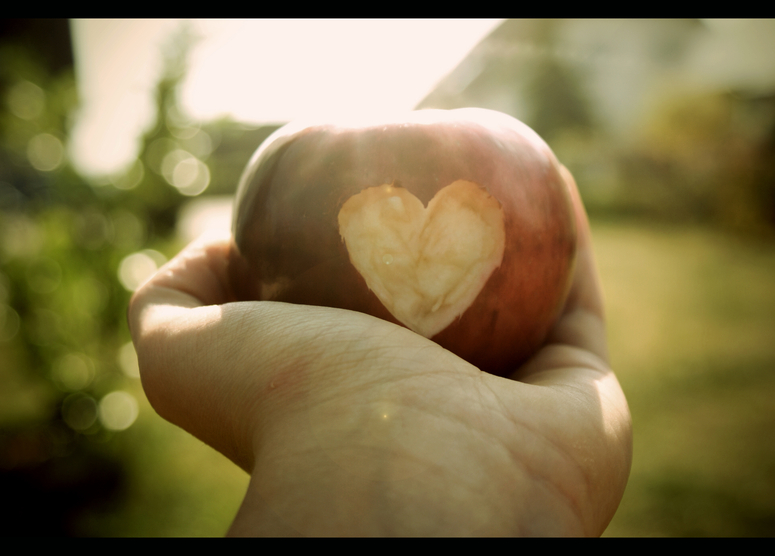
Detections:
[338, 180, 506, 338]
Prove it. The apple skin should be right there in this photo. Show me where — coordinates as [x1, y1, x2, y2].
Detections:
[228, 108, 577, 377]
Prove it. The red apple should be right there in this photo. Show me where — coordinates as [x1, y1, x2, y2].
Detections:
[228, 108, 577, 376]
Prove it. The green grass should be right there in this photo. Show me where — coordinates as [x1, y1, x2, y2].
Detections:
[594, 222, 775, 536]
[67, 378, 249, 537]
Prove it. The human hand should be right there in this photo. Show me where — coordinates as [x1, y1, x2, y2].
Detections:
[128, 167, 632, 536]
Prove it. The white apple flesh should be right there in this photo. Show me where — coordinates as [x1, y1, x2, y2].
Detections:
[338, 180, 506, 339]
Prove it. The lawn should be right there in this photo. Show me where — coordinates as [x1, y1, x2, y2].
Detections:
[77, 220, 775, 536]
[595, 221, 775, 536]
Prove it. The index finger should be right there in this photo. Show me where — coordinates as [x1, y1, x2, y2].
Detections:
[129, 229, 236, 317]
[539, 165, 609, 363]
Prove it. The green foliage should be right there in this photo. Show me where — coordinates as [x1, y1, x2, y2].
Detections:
[0, 25, 251, 536]
[611, 92, 775, 236]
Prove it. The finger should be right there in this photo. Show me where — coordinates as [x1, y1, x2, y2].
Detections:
[517, 165, 616, 395]
[127, 231, 259, 470]
[541, 165, 608, 363]
[128, 233, 462, 473]
[129, 229, 236, 314]
[561, 165, 605, 320]
[502, 167, 631, 533]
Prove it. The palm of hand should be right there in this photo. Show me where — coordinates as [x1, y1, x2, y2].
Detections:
[225, 308, 629, 536]
[129, 169, 631, 536]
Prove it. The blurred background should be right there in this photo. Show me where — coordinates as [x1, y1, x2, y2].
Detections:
[0, 19, 773, 536]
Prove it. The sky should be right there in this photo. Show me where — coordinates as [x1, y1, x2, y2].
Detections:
[68, 19, 503, 178]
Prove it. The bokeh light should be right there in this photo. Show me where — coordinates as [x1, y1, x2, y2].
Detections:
[6, 80, 46, 120]
[99, 391, 139, 431]
[118, 249, 167, 292]
[111, 159, 145, 190]
[62, 392, 98, 432]
[52, 352, 95, 392]
[27, 133, 65, 172]
[161, 149, 210, 196]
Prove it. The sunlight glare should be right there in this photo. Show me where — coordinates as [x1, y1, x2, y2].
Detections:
[181, 20, 503, 124]
[69, 19, 502, 177]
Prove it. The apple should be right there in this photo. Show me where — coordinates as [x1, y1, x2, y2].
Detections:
[228, 108, 577, 376]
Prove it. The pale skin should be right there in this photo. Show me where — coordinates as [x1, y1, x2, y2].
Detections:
[128, 167, 632, 536]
